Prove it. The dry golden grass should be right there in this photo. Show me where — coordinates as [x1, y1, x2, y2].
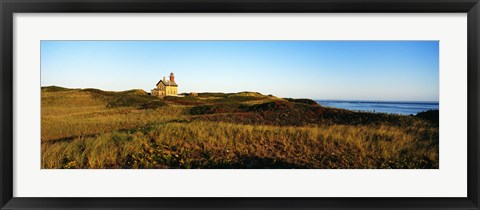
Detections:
[41, 86, 439, 169]
[42, 90, 186, 142]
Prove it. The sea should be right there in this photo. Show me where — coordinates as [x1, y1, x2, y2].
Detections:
[315, 100, 439, 115]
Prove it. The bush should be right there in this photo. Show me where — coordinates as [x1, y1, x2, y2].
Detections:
[416, 110, 439, 125]
[140, 101, 167, 109]
[189, 105, 215, 115]
[245, 101, 292, 112]
[284, 98, 319, 106]
[164, 96, 204, 105]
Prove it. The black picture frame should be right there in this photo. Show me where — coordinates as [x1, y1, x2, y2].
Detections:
[1, 0, 479, 209]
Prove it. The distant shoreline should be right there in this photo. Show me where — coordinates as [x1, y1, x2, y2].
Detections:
[315, 99, 439, 104]
[316, 100, 439, 115]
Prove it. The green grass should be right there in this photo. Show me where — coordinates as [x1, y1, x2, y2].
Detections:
[41, 86, 439, 169]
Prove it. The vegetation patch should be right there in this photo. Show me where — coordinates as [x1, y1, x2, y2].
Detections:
[416, 110, 439, 125]
[139, 101, 167, 109]
[191, 100, 415, 127]
[106, 95, 151, 108]
[283, 98, 319, 106]
[42, 121, 439, 169]
[164, 96, 205, 106]
[41, 86, 73, 92]
[120, 89, 148, 96]
[41, 86, 439, 169]
[189, 105, 216, 115]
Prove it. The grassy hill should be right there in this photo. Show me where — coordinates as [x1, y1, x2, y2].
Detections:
[41, 86, 439, 169]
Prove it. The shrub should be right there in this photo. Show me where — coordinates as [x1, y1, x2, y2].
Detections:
[283, 98, 319, 106]
[139, 101, 167, 109]
[245, 101, 292, 112]
[189, 105, 215, 115]
[164, 96, 204, 105]
[416, 110, 439, 125]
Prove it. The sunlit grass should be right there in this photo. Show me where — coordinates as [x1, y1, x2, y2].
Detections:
[41, 86, 439, 169]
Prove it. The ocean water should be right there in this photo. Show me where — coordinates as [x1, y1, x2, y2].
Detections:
[316, 100, 439, 115]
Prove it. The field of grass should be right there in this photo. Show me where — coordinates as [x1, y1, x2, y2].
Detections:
[41, 86, 439, 169]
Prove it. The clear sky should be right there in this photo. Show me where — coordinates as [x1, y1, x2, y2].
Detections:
[41, 41, 439, 101]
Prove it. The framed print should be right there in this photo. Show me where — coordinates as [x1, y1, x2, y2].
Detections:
[1, 0, 479, 209]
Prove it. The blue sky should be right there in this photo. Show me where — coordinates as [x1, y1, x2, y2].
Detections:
[41, 41, 439, 101]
